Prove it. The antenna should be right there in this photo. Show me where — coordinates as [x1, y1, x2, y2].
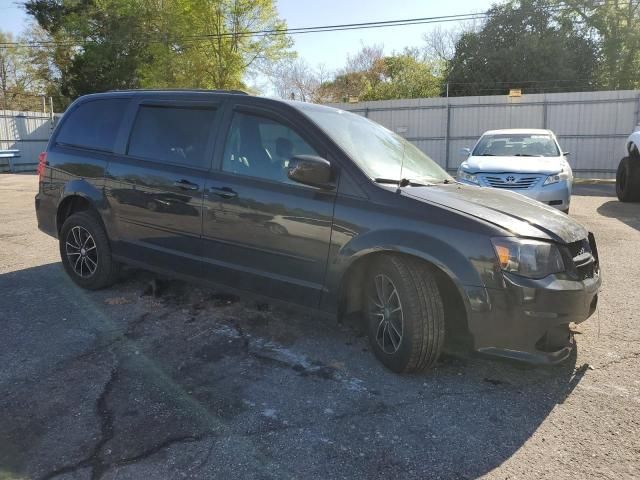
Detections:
[397, 140, 406, 191]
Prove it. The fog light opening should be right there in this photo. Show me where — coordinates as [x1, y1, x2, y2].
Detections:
[535, 325, 572, 353]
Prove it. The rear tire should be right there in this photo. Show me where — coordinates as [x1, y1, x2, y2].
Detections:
[59, 211, 120, 290]
[364, 255, 445, 373]
[616, 156, 640, 202]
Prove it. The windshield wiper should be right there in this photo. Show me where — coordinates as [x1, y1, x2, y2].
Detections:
[513, 153, 543, 157]
[374, 177, 433, 187]
[480, 153, 496, 156]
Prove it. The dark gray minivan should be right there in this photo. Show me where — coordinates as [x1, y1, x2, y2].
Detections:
[35, 90, 601, 372]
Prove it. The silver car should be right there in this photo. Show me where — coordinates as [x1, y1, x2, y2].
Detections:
[457, 129, 573, 213]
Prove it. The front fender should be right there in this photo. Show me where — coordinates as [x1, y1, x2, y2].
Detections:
[322, 228, 500, 313]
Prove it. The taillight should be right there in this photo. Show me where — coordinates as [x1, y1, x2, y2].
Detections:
[37, 152, 47, 179]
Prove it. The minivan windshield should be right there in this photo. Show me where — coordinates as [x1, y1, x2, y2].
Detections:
[473, 133, 560, 157]
[297, 104, 452, 184]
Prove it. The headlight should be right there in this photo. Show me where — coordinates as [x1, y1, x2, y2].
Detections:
[543, 168, 570, 186]
[491, 237, 565, 279]
[457, 168, 479, 184]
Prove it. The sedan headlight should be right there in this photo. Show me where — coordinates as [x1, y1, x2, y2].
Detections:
[543, 168, 570, 186]
[491, 237, 565, 279]
[457, 168, 479, 184]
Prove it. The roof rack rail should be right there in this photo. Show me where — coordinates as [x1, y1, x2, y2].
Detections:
[106, 88, 249, 95]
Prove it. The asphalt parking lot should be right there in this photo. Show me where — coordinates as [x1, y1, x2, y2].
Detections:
[1, 174, 639, 480]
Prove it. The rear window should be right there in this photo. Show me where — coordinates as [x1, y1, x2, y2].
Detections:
[56, 98, 128, 152]
[127, 106, 216, 167]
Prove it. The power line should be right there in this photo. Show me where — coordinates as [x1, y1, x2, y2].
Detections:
[0, 1, 616, 49]
[0, 12, 486, 48]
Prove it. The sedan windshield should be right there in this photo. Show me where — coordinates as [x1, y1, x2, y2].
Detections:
[297, 103, 451, 184]
[473, 133, 560, 157]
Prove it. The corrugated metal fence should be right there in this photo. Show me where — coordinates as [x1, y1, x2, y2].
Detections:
[2, 90, 639, 177]
[0, 110, 59, 173]
[331, 89, 640, 178]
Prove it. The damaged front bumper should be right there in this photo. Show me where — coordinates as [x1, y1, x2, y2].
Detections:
[464, 244, 601, 365]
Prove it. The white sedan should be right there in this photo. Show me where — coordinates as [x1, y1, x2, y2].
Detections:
[457, 129, 573, 213]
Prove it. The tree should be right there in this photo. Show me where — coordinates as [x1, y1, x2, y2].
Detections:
[267, 58, 330, 102]
[557, 0, 640, 89]
[25, 0, 155, 99]
[0, 30, 44, 110]
[365, 50, 442, 100]
[315, 44, 384, 101]
[139, 0, 292, 90]
[20, 23, 71, 111]
[445, 0, 599, 96]
[319, 46, 442, 102]
[24, 0, 292, 103]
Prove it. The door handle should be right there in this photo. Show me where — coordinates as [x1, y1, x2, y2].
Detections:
[173, 179, 199, 191]
[209, 186, 237, 199]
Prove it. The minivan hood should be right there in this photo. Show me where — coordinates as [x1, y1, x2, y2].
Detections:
[463, 155, 564, 175]
[403, 183, 586, 243]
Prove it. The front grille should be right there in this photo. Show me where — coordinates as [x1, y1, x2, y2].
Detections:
[567, 236, 598, 280]
[480, 174, 541, 189]
[567, 238, 591, 258]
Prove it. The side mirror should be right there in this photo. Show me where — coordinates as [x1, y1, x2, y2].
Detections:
[287, 155, 334, 189]
[460, 147, 471, 157]
[562, 151, 570, 156]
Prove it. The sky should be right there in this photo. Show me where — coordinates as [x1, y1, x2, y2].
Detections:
[276, 0, 493, 70]
[0, 0, 494, 74]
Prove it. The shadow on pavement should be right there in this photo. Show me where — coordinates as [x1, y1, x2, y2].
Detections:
[572, 183, 616, 197]
[597, 200, 640, 232]
[0, 263, 585, 479]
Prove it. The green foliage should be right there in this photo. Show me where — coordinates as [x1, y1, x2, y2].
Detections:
[445, 0, 599, 96]
[320, 48, 442, 102]
[24, 0, 291, 103]
[138, 0, 292, 90]
[14, 0, 640, 107]
[366, 53, 441, 100]
[0, 30, 50, 110]
[556, 1, 640, 89]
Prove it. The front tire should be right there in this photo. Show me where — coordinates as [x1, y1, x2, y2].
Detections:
[364, 255, 445, 373]
[616, 156, 640, 202]
[59, 211, 120, 289]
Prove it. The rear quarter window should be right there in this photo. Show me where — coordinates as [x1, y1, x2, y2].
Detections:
[55, 98, 129, 152]
[127, 106, 216, 168]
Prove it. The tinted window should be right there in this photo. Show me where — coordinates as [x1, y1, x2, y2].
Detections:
[222, 111, 318, 184]
[128, 106, 216, 167]
[56, 99, 128, 152]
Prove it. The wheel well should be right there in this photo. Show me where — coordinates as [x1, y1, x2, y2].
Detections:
[338, 252, 472, 349]
[56, 196, 93, 233]
[629, 142, 640, 159]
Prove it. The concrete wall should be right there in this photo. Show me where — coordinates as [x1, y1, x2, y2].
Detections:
[330, 90, 640, 179]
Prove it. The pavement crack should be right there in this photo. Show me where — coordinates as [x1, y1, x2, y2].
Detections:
[39, 365, 119, 480]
